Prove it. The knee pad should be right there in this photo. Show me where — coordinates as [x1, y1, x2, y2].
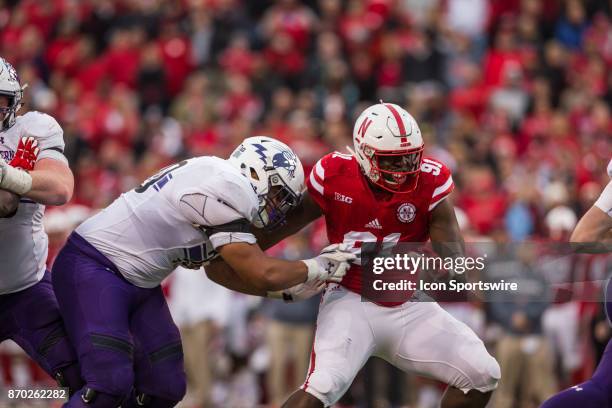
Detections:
[81, 333, 135, 398]
[454, 349, 501, 394]
[476, 354, 501, 392]
[134, 341, 186, 403]
[38, 324, 80, 376]
[302, 369, 350, 407]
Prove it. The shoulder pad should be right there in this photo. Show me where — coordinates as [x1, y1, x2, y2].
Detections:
[17, 111, 62, 139]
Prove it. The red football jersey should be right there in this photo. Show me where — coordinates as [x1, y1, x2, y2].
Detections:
[306, 151, 454, 304]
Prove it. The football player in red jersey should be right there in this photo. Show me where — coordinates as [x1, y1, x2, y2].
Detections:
[206, 103, 500, 408]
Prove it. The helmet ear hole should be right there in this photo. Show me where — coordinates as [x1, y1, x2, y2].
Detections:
[250, 168, 259, 180]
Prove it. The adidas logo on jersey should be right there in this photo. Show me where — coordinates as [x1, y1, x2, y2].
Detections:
[364, 218, 382, 229]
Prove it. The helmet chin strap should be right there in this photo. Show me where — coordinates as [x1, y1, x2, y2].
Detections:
[255, 208, 268, 228]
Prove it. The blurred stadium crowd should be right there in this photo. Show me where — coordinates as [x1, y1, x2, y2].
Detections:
[0, 0, 611, 407]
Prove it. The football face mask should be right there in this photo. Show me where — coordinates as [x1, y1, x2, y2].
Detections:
[255, 180, 302, 231]
[367, 146, 424, 192]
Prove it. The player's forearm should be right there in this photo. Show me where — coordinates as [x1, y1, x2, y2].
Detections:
[431, 239, 465, 258]
[0, 189, 19, 218]
[429, 199, 465, 258]
[218, 242, 315, 291]
[205, 260, 268, 297]
[570, 206, 612, 253]
[571, 207, 612, 242]
[242, 257, 308, 291]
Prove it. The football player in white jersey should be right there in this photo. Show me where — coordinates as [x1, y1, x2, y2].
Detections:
[0, 57, 82, 392]
[541, 157, 612, 408]
[51, 136, 354, 408]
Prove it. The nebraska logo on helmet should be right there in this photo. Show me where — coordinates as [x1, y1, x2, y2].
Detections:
[352, 102, 424, 193]
[357, 117, 373, 139]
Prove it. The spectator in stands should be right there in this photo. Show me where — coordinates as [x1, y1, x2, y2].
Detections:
[167, 268, 232, 408]
[487, 241, 558, 408]
[261, 232, 320, 406]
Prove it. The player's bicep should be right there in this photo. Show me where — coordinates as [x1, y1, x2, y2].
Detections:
[569, 166, 612, 252]
[29, 158, 74, 204]
[429, 197, 465, 257]
[571, 205, 612, 243]
[429, 198, 461, 240]
[33, 158, 73, 179]
[216, 241, 270, 286]
[593, 180, 612, 218]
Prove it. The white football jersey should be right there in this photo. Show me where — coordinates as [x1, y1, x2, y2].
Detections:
[76, 156, 259, 288]
[0, 111, 68, 295]
[594, 158, 612, 217]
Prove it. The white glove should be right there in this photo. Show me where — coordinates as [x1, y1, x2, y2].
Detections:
[0, 155, 32, 195]
[302, 243, 356, 283]
[267, 279, 326, 302]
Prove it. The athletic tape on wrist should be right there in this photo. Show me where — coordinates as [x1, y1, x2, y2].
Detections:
[302, 258, 319, 282]
[1, 165, 32, 195]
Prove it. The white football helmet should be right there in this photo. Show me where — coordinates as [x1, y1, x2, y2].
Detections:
[352, 102, 424, 192]
[228, 136, 305, 230]
[0, 57, 25, 131]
